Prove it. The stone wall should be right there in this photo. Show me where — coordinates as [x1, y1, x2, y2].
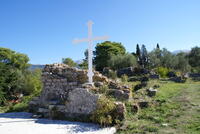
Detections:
[29, 64, 130, 120]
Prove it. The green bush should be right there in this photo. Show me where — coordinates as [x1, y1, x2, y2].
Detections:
[90, 96, 116, 126]
[121, 74, 128, 82]
[6, 95, 33, 112]
[22, 69, 42, 96]
[156, 67, 170, 78]
[99, 85, 108, 94]
[107, 70, 117, 80]
[0, 89, 6, 106]
[7, 102, 29, 112]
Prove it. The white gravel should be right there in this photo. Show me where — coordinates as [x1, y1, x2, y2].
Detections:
[0, 112, 116, 134]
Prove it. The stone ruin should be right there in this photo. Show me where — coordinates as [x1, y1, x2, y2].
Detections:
[29, 64, 131, 120]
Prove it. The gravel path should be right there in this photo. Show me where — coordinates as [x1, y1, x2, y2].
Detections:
[0, 112, 116, 134]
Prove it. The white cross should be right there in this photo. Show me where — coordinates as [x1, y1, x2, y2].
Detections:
[73, 20, 109, 84]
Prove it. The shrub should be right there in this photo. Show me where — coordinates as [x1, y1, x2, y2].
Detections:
[6, 95, 33, 112]
[0, 89, 6, 106]
[22, 69, 42, 96]
[90, 96, 116, 126]
[99, 85, 108, 94]
[156, 67, 170, 78]
[107, 70, 117, 80]
[7, 102, 28, 112]
[121, 74, 128, 82]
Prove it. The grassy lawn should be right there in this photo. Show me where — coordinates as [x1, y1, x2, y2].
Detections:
[117, 80, 200, 134]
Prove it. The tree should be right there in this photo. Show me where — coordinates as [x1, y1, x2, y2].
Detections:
[148, 44, 162, 68]
[0, 47, 30, 103]
[22, 69, 42, 96]
[160, 48, 174, 68]
[62, 58, 77, 67]
[148, 50, 161, 68]
[0, 47, 30, 70]
[136, 44, 141, 57]
[94, 41, 126, 71]
[174, 52, 191, 72]
[140, 45, 149, 68]
[188, 46, 200, 68]
[156, 43, 160, 49]
[108, 53, 137, 70]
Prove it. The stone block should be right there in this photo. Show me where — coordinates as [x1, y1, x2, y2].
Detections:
[138, 100, 149, 108]
[131, 104, 139, 113]
[147, 87, 157, 97]
[114, 102, 126, 121]
[38, 108, 49, 113]
[149, 74, 160, 79]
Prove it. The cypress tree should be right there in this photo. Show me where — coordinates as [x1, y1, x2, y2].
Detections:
[136, 44, 141, 57]
[156, 43, 160, 49]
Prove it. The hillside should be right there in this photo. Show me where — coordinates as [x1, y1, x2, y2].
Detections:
[29, 64, 45, 70]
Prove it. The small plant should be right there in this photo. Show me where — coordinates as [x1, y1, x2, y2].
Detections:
[121, 74, 128, 82]
[7, 102, 29, 112]
[156, 67, 170, 78]
[107, 70, 117, 80]
[90, 95, 116, 126]
[99, 85, 108, 94]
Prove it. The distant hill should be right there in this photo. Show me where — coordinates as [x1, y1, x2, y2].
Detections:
[29, 64, 45, 70]
[172, 50, 190, 54]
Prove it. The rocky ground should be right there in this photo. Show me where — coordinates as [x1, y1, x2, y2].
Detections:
[0, 112, 116, 134]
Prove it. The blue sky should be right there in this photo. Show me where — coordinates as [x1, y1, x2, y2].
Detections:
[0, 0, 200, 64]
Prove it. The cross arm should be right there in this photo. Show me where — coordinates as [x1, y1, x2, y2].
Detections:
[92, 36, 109, 41]
[72, 38, 89, 44]
[73, 36, 109, 44]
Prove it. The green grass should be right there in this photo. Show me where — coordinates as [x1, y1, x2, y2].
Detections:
[117, 80, 200, 134]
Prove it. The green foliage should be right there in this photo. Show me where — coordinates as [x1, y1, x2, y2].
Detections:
[94, 41, 126, 71]
[156, 67, 170, 78]
[148, 47, 162, 68]
[108, 53, 137, 70]
[99, 85, 108, 94]
[188, 46, 200, 71]
[149, 48, 171, 68]
[0, 47, 30, 70]
[117, 81, 200, 134]
[0, 47, 30, 101]
[62, 57, 77, 67]
[191, 67, 200, 73]
[149, 46, 191, 73]
[78, 60, 88, 69]
[136, 44, 140, 57]
[173, 52, 191, 72]
[0, 47, 42, 106]
[22, 69, 42, 96]
[90, 96, 116, 126]
[6, 96, 33, 112]
[0, 89, 6, 105]
[107, 70, 117, 80]
[156, 43, 160, 49]
[7, 102, 28, 112]
[140, 44, 149, 68]
[121, 74, 128, 82]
